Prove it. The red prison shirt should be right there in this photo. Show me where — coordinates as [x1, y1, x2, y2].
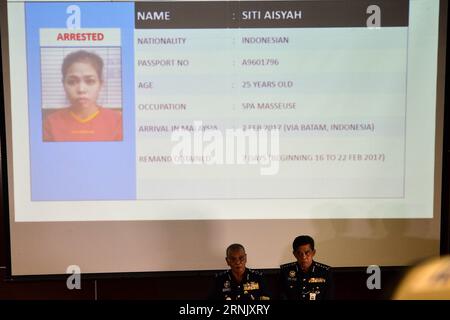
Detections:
[43, 107, 122, 142]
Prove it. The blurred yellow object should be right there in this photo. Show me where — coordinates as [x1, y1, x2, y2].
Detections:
[393, 255, 450, 300]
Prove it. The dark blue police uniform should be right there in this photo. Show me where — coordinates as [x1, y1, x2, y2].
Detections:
[211, 268, 270, 300]
[280, 260, 332, 300]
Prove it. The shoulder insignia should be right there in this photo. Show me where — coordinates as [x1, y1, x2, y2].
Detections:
[280, 262, 297, 269]
[215, 270, 228, 278]
[248, 268, 262, 276]
[314, 261, 331, 270]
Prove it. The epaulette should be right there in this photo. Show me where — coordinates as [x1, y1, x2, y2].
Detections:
[314, 261, 331, 270]
[280, 262, 297, 269]
[248, 268, 262, 276]
[214, 270, 229, 278]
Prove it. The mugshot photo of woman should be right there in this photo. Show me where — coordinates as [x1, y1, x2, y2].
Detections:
[43, 50, 122, 142]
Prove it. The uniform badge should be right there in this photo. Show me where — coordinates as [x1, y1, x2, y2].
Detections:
[243, 282, 259, 291]
[309, 293, 316, 300]
[308, 277, 326, 283]
[289, 270, 296, 278]
[222, 280, 231, 292]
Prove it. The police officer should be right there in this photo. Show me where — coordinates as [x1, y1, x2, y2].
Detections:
[211, 243, 270, 300]
[280, 235, 332, 300]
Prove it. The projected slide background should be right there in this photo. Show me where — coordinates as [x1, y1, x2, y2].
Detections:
[4, 0, 438, 221]
[1, 0, 444, 274]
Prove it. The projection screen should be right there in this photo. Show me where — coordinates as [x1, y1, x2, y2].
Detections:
[0, 0, 447, 275]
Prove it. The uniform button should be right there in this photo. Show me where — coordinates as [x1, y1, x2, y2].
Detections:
[238, 286, 240, 288]
[302, 286, 305, 289]
[302, 295, 305, 298]
[302, 279, 306, 281]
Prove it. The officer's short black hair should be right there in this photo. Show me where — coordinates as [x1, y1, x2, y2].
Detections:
[226, 243, 246, 257]
[292, 235, 315, 252]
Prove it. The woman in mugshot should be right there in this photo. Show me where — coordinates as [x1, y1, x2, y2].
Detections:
[43, 50, 122, 142]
